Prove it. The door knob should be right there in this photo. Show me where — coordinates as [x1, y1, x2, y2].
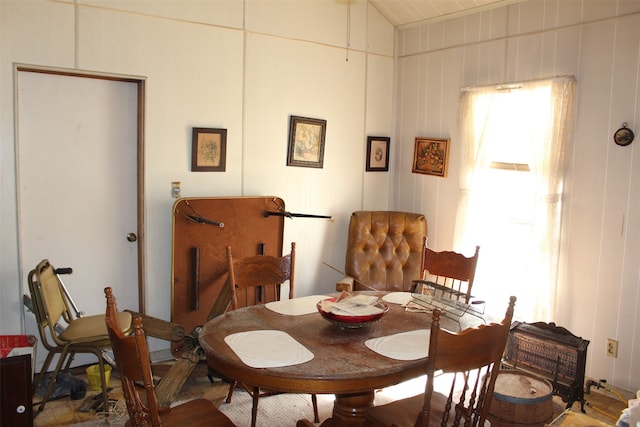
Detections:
[127, 233, 137, 242]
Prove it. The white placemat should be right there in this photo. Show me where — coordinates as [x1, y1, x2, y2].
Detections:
[382, 292, 413, 305]
[224, 330, 314, 368]
[365, 329, 430, 360]
[265, 295, 330, 316]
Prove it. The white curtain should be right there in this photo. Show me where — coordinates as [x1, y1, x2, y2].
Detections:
[454, 76, 576, 321]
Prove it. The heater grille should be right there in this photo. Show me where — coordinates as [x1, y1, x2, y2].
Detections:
[503, 321, 589, 412]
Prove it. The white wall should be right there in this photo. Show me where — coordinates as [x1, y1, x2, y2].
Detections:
[0, 0, 393, 343]
[393, 0, 640, 391]
[4, 0, 636, 393]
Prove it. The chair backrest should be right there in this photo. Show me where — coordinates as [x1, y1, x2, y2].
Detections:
[104, 286, 162, 426]
[422, 246, 479, 303]
[345, 211, 427, 292]
[418, 296, 516, 427]
[27, 259, 74, 346]
[226, 242, 295, 309]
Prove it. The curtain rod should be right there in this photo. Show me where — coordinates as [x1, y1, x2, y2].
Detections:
[461, 75, 576, 92]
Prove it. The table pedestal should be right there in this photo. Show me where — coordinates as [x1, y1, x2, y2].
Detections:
[319, 391, 375, 427]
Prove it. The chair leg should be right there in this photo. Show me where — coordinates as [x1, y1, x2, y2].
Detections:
[63, 352, 75, 370]
[225, 380, 237, 403]
[96, 355, 111, 418]
[311, 393, 319, 423]
[226, 381, 318, 425]
[37, 348, 70, 414]
[251, 386, 260, 427]
[32, 351, 55, 394]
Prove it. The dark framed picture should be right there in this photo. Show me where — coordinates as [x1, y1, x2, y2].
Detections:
[412, 137, 450, 177]
[287, 115, 327, 168]
[366, 136, 390, 172]
[191, 127, 227, 172]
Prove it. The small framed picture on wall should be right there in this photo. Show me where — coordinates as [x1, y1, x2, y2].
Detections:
[412, 137, 450, 177]
[366, 136, 390, 172]
[287, 115, 327, 168]
[191, 127, 227, 172]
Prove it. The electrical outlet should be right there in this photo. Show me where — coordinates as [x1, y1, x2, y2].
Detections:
[606, 338, 618, 358]
[171, 181, 181, 198]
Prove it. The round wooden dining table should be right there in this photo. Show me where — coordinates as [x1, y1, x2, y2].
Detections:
[199, 292, 458, 426]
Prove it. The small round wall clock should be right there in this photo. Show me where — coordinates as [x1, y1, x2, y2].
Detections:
[614, 123, 634, 146]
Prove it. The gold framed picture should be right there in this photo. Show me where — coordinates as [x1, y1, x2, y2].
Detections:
[287, 115, 327, 168]
[412, 137, 450, 177]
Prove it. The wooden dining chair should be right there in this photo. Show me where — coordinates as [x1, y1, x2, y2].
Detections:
[104, 287, 236, 427]
[225, 242, 319, 427]
[413, 245, 480, 304]
[364, 296, 516, 427]
[227, 243, 296, 310]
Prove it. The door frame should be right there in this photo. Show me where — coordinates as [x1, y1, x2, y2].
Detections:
[15, 64, 147, 314]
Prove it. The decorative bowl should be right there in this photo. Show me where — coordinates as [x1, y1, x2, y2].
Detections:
[316, 297, 389, 328]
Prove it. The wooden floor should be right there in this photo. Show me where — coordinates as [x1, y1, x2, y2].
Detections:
[548, 391, 628, 426]
[31, 364, 631, 426]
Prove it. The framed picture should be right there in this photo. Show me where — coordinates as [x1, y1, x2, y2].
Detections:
[366, 136, 390, 172]
[191, 127, 227, 172]
[287, 115, 327, 168]
[412, 137, 450, 177]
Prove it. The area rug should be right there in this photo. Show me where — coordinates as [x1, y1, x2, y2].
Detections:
[36, 373, 424, 427]
[217, 375, 426, 426]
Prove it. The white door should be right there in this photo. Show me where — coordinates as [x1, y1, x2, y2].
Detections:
[17, 70, 140, 368]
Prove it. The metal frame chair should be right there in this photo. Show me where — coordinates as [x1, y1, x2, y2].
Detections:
[27, 259, 132, 415]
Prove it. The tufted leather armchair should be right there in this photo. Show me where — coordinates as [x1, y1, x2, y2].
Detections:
[336, 211, 428, 293]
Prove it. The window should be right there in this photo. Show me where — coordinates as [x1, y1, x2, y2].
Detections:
[454, 77, 576, 321]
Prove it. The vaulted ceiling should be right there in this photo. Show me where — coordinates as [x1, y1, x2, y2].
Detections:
[368, 0, 523, 29]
